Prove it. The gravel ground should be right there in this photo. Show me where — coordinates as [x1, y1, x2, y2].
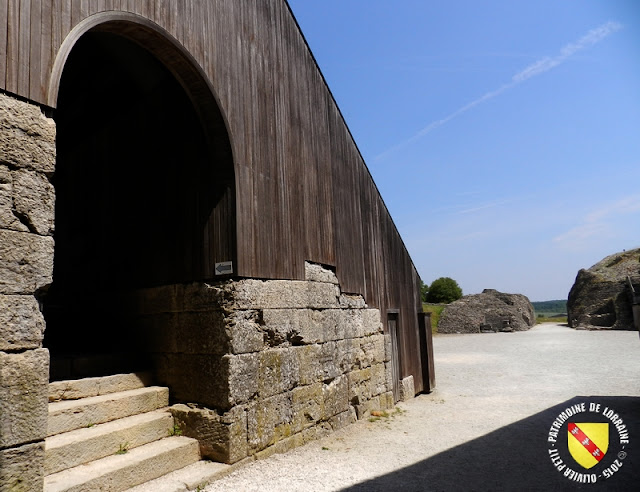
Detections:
[204, 324, 640, 491]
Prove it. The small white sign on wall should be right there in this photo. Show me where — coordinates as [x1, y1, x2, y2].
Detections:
[215, 261, 233, 275]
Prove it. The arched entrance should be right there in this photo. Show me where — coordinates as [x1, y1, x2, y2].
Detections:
[43, 19, 236, 381]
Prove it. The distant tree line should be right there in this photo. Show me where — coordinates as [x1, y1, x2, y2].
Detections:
[531, 300, 567, 314]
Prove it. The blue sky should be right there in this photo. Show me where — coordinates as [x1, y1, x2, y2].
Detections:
[286, 1, 640, 301]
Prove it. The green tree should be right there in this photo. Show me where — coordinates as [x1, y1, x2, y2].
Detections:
[420, 280, 429, 302]
[425, 277, 463, 304]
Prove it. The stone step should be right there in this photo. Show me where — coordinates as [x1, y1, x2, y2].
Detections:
[43, 436, 201, 492]
[45, 409, 175, 475]
[126, 461, 232, 492]
[49, 372, 153, 402]
[48, 386, 170, 437]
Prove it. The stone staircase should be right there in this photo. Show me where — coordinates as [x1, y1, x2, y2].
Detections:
[44, 373, 229, 492]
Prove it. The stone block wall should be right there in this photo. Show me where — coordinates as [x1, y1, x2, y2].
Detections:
[128, 262, 395, 463]
[0, 91, 56, 491]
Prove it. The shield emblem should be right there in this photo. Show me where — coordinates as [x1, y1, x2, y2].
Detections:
[567, 423, 609, 469]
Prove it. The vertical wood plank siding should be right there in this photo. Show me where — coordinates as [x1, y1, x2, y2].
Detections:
[1, 0, 428, 391]
[0, 0, 8, 88]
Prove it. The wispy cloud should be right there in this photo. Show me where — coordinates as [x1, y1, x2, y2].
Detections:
[512, 21, 622, 83]
[553, 194, 640, 244]
[553, 222, 609, 244]
[455, 198, 512, 215]
[376, 21, 622, 161]
[585, 194, 640, 222]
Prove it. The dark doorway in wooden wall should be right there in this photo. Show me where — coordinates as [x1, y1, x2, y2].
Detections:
[43, 30, 235, 381]
[388, 311, 401, 402]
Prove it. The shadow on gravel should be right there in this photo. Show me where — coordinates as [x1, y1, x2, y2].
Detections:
[341, 396, 639, 492]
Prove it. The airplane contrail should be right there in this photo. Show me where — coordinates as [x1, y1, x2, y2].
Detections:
[375, 21, 622, 161]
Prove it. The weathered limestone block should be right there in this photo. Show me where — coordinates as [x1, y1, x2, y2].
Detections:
[247, 393, 293, 453]
[369, 362, 389, 397]
[0, 295, 45, 350]
[364, 334, 386, 365]
[379, 391, 395, 410]
[183, 282, 228, 312]
[258, 348, 299, 398]
[0, 349, 48, 448]
[348, 367, 372, 405]
[0, 442, 45, 492]
[131, 282, 230, 314]
[291, 382, 324, 433]
[232, 279, 340, 310]
[254, 432, 305, 461]
[12, 169, 54, 235]
[383, 333, 392, 363]
[155, 354, 229, 410]
[399, 375, 415, 401]
[170, 404, 247, 464]
[362, 309, 383, 336]
[177, 311, 229, 355]
[227, 353, 259, 406]
[261, 308, 374, 346]
[384, 361, 394, 392]
[322, 374, 349, 419]
[349, 336, 383, 370]
[137, 311, 229, 355]
[0, 92, 56, 173]
[0, 230, 53, 294]
[0, 165, 28, 232]
[354, 396, 381, 419]
[261, 309, 314, 345]
[227, 310, 265, 353]
[328, 407, 357, 431]
[304, 262, 339, 284]
[338, 293, 367, 309]
[336, 338, 358, 372]
[324, 309, 364, 340]
[319, 342, 343, 381]
[293, 344, 323, 385]
[48, 372, 152, 402]
[301, 425, 324, 445]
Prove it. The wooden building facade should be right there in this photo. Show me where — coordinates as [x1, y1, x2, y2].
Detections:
[1, 0, 434, 442]
[1, 0, 433, 393]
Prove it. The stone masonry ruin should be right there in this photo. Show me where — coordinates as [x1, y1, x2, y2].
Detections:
[1, 92, 55, 491]
[438, 289, 536, 334]
[568, 248, 640, 330]
[130, 262, 394, 463]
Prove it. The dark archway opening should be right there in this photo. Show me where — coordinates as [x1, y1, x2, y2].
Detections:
[43, 29, 235, 381]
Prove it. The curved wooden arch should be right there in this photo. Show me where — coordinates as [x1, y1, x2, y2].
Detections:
[50, 11, 237, 279]
[50, 12, 207, 110]
[48, 12, 235, 176]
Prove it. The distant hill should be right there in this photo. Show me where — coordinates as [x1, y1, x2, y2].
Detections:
[531, 300, 567, 316]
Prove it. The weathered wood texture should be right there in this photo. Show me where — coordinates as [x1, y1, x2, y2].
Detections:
[1, 0, 429, 392]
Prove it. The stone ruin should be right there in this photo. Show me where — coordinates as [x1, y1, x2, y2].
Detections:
[115, 261, 396, 464]
[568, 248, 640, 330]
[437, 289, 536, 334]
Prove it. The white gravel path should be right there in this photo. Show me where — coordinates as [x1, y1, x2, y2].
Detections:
[204, 324, 640, 491]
